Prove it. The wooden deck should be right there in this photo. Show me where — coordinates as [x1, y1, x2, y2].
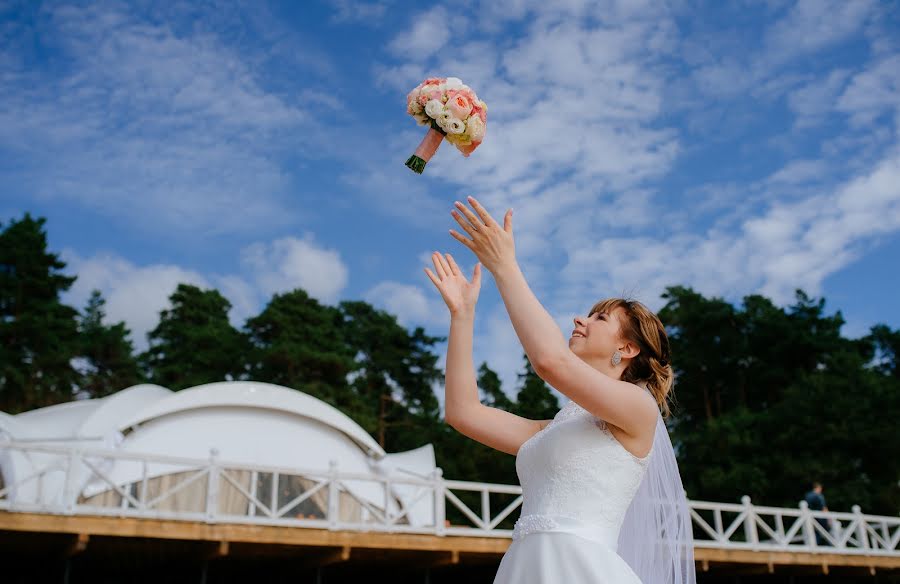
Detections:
[2, 511, 899, 577]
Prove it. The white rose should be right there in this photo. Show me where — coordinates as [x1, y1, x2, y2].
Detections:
[466, 116, 486, 141]
[425, 99, 444, 119]
[446, 118, 466, 134]
[444, 77, 464, 90]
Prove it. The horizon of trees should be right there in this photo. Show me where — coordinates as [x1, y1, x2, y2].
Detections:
[1, 211, 898, 515]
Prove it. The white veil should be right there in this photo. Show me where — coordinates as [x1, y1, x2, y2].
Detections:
[617, 411, 696, 584]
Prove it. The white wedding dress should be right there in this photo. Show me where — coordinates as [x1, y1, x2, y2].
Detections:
[493, 398, 653, 583]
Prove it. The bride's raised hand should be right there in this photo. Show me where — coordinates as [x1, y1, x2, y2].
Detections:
[424, 252, 482, 318]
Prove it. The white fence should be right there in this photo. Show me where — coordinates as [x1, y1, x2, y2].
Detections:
[1, 441, 898, 558]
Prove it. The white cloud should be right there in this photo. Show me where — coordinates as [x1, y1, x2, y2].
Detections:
[766, 159, 829, 185]
[765, 0, 876, 62]
[61, 249, 211, 351]
[364, 281, 448, 327]
[239, 235, 349, 304]
[388, 7, 454, 58]
[0, 1, 315, 238]
[556, 150, 900, 307]
[787, 69, 851, 127]
[837, 54, 900, 127]
[60, 230, 353, 351]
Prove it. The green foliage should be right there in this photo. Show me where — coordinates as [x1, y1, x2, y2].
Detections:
[512, 355, 559, 420]
[338, 300, 443, 452]
[4, 212, 899, 515]
[0, 213, 80, 412]
[660, 285, 900, 514]
[478, 362, 513, 410]
[246, 289, 353, 400]
[140, 283, 250, 390]
[77, 290, 142, 397]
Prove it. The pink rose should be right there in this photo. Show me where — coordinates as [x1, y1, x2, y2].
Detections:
[458, 88, 477, 104]
[447, 93, 473, 119]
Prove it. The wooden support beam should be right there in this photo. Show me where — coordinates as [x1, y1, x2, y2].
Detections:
[298, 545, 351, 568]
[204, 540, 229, 560]
[61, 533, 89, 558]
[429, 550, 459, 568]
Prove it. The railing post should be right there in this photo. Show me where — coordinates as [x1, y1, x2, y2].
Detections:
[206, 448, 219, 523]
[433, 467, 445, 536]
[384, 470, 392, 528]
[742, 496, 758, 548]
[853, 505, 869, 550]
[799, 500, 815, 548]
[327, 459, 339, 530]
[62, 448, 82, 515]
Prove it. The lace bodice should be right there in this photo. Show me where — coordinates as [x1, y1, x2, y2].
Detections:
[513, 399, 652, 548]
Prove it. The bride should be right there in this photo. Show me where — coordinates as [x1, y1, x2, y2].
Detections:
[424, 196, 696, 583]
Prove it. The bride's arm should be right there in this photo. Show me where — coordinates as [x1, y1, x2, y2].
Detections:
[492, 261, 657, 436]
[448, 197, 655, 436]
[444, 310, 551, 455]
[425, 252, 552, 456]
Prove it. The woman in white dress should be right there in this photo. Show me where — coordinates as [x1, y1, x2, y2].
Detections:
[424, 196, 695, 583]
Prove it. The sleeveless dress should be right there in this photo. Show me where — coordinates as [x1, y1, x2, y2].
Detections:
[493, 398, 653, 583]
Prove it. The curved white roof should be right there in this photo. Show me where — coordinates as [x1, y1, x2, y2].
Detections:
[77, 384, 172, 439]
[0, 412, 27, 439]
[117, 381, 386, 458]
[12, 399, 102, 438]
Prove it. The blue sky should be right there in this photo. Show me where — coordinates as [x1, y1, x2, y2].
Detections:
[2, 0, 899, 404]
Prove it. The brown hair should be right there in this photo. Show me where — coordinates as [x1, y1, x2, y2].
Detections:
[589, 298, 674, 418]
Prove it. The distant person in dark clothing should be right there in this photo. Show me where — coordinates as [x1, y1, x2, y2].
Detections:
[804, 481, 832, 546]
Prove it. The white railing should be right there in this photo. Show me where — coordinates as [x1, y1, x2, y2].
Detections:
[1, 441, 898, 557]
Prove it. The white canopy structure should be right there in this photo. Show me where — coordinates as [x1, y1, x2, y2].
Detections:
[0, 381, 439, 527]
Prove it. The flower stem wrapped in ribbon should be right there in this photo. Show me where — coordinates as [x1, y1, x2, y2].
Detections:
[405, 77, 487, 174]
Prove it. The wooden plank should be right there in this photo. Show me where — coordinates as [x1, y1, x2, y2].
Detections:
[3, 511, 899, 571]
[693, 547, 900, 570]
[0, 512, 509, 555]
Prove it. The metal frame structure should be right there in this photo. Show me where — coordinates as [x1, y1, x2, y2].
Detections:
[2, 440, 898, 559]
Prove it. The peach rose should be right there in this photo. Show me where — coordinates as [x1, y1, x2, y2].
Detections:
[447, 93, 473, 119]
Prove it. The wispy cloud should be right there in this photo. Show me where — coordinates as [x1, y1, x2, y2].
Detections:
[373, 0, 900, 395]
[0, 1, 326, 238]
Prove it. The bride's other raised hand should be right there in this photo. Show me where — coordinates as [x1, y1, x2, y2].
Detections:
[424, 252, 482, 319]
[449, 196, 515, 274]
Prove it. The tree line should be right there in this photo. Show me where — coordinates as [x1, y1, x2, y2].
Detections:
[1, 212, 898, 515]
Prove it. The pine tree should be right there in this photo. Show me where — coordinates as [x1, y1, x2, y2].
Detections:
[0, 213, 80, 412]
[339, 300, 443, 451]
[245, 289, 354, 401]
[77, 290, 142, 398]
[140, 283, 249, 390]
[512, 355, 558, 420]
[477, 362, 513, 410]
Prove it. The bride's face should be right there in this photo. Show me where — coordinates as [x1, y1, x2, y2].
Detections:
[569, 307, 626, 363]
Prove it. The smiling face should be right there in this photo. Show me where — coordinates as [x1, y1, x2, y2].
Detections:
[569, 305, 630, 367]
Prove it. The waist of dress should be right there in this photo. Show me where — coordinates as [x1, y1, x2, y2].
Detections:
[512, 513, 619, 550]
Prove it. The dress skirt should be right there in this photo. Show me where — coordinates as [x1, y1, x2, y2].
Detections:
[493, 531, 643, 584]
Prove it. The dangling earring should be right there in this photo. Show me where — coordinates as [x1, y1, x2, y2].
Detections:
[611, 350, 622, 366]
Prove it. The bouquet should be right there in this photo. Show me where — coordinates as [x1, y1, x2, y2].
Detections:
[405, 77, 487, 174]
